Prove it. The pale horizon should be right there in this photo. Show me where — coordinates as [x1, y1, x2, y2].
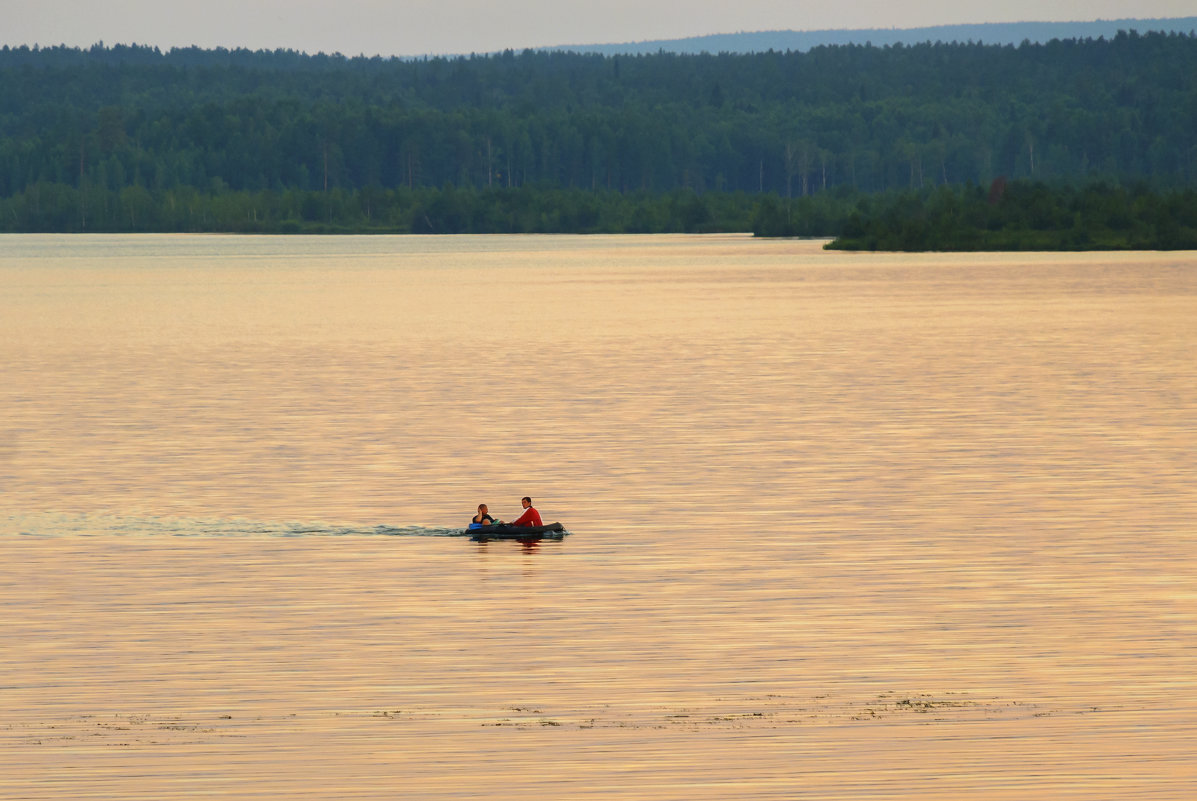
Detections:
[2, 1, 1195, 57]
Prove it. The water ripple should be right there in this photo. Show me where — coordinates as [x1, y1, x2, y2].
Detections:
[1, 512, 469, 539]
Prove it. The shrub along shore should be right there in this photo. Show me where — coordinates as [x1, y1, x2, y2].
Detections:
[822, 181, 1197, 251]
[4, 180, 1195, 251]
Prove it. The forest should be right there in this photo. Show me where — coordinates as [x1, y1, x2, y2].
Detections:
[2, 31, 1196, 241]
[823, 180, 1197, 250]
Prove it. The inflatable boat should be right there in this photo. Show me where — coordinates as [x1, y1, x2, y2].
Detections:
[468, 522, 566, 540]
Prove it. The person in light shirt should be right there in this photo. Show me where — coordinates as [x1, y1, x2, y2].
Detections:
[510, 496, 543, 527]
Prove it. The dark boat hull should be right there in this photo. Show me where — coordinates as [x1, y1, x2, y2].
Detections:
[469, 522, 566, 540]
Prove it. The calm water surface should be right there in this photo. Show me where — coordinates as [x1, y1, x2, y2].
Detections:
[2, 234, 1195, 798]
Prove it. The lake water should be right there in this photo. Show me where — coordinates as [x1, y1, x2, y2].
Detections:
[2, 234, 1195, 799]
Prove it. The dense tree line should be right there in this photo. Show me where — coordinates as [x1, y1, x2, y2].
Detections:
[2, 32, 1196, 225]
[0, 182, 773, 234]
[824, 180, 1197, 250]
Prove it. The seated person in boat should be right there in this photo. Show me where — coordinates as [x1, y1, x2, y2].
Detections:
[469, 503, 501, 529]
[511, 496, 543, 527]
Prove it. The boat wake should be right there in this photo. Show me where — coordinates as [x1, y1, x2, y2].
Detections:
[1, 512, 468, 539]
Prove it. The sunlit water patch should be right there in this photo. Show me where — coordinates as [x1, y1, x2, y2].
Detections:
[3, 236, 1195, 800]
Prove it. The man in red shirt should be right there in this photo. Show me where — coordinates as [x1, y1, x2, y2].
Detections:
[511, 496, 543, 527]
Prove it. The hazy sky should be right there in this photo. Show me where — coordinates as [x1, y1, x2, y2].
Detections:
[4, 0, 1195, 56]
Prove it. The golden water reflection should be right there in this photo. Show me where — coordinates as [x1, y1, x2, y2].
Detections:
[2, 235, 1195, 798]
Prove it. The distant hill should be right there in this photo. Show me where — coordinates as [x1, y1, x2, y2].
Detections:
[545, 17, 1197, 55]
